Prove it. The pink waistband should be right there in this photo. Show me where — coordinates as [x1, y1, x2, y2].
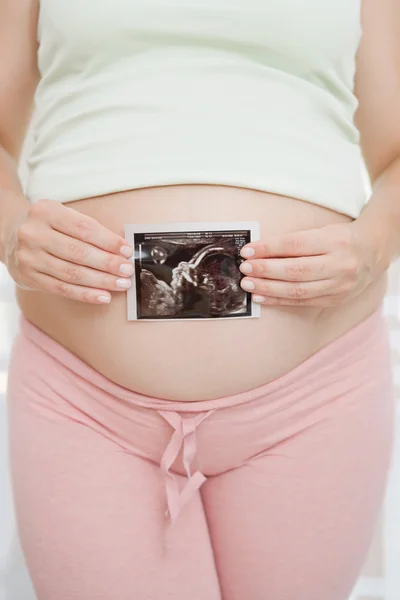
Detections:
[19, 305, 386, 414]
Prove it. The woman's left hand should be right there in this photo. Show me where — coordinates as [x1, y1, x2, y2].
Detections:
[239, 220, 388, 307]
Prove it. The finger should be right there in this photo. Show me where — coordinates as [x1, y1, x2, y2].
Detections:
[38, 255, 132, 292]
[239, 256, 332, 282]
[43, 230, 134, 277]
[240, 277, 334, 299]
[43, 202, 133, 257]
[251, 294, 343, 307]
[240, 229, 330, 259]
[35, 272, 113, 304]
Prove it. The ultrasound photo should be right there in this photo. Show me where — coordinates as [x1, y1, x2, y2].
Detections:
[124, 222, 261, 321]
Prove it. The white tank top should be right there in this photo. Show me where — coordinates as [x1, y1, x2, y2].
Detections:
[27, 0, 366, 218]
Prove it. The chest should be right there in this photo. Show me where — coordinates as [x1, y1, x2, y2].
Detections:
[38, 0, 362, 67]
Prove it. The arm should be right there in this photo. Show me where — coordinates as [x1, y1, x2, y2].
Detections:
[354, 0, 400, 268]
[0, 0, 39, 249]
[237, 0, 400, 307]
[0, 0, 134, 304]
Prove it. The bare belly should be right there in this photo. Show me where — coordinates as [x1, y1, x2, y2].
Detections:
[17, 185, 387, 400]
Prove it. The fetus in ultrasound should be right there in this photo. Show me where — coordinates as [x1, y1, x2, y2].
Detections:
[136, 234, 250, 319]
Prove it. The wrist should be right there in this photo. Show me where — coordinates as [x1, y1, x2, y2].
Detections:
[353, 210, 396, 273]
[0, 191, 30, 264]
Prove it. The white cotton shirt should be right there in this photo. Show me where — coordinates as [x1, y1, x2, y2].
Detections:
[26, 0, 367, 218]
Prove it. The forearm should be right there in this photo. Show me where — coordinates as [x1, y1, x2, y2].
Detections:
[356, 155, 400, 270]
[0, 144, 30, 264]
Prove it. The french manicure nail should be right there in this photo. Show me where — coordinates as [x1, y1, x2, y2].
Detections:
[253, 295, 265, 303]
[98, 295, 111, 304]
[120, 263, 134, 275]
[240, 262, 253, 274]
[241, 280, 255, 291]
[241, 247, 255, 258]
[120, 245, 133, 258]
[116, 278, 131, 289]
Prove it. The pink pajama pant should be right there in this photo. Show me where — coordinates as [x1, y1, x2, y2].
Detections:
[7, 308, 396, 600]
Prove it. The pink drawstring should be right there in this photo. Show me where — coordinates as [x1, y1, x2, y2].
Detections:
[158, 410, 215, 523]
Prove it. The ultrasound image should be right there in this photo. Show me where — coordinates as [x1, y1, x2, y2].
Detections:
[132, 229, 252, 319]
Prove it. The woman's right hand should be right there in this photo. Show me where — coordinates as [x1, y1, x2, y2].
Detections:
[3, 199, 134, 304]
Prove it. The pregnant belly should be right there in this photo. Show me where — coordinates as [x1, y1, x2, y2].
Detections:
[17, 185, 386, 401]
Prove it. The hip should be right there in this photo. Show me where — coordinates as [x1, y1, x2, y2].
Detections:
[8, 306, 395, 529]
[8, 302, 395, 465]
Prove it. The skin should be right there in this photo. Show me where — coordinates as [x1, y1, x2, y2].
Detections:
[3, 199, 135, 304]
[238, 220, 386, 307]
[0, 0, 399, 401]
[0, 0, 399, 304]
[238, 0, 400, 305]
[0, 0, 136, 304]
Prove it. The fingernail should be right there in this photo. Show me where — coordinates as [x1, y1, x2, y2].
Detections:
[120, 245, 133, 258]
[116, 278, 132, 289]
[98, 295, 111, 304]
[253, 295, 265, 303]
[241, 280, 255, 291]
[120, 263, 134, 276]
[240, 262, 253, 274]
[241, 247, 255, 258]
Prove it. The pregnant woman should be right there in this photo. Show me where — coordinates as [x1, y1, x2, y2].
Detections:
[0, 1, 399, 599]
